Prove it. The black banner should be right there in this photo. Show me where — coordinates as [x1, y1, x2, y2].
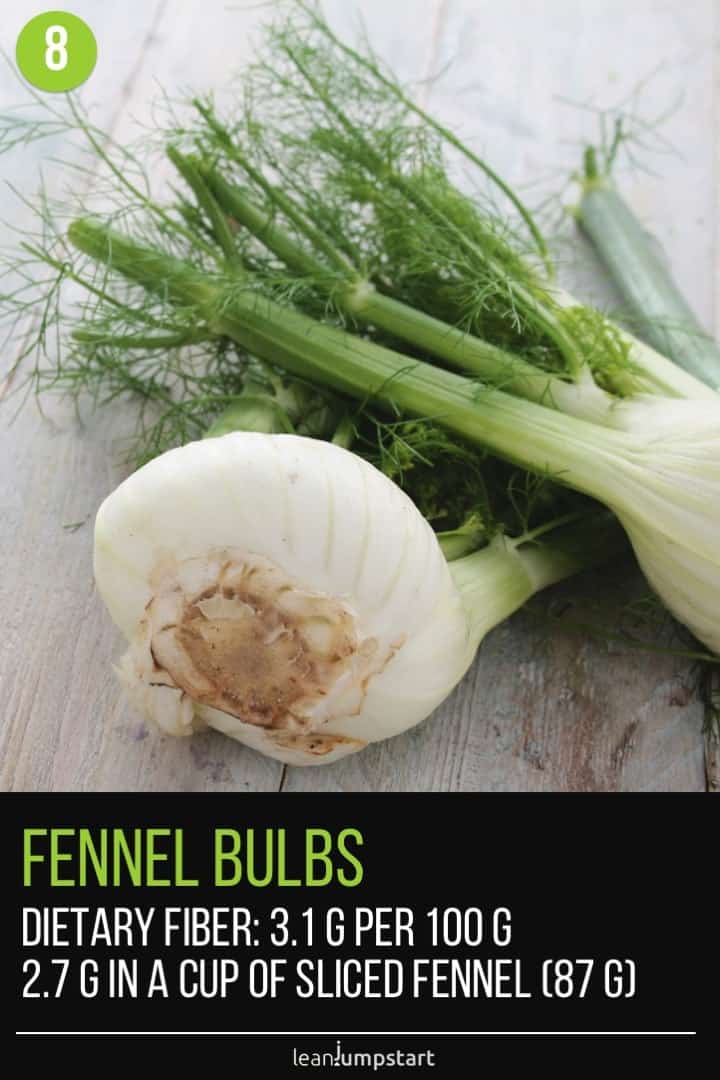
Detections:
[9, 794, 707, 1039]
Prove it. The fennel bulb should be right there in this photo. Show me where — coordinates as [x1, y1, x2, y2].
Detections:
[95, 432, 598, 765]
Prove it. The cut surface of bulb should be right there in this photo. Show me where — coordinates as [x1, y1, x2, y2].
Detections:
[95, 433, 474, 764]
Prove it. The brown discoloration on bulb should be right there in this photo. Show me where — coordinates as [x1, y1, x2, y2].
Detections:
[138, 550, 385, 732]
[269, 731, 367, 756]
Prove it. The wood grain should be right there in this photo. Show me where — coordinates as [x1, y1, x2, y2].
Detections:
[0, 0, 283, 793]
[0, 0, 715, 792]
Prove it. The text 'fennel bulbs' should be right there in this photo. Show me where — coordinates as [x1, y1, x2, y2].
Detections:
[95, 432, 600, 765]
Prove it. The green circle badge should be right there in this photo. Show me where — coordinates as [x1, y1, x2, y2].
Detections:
[16, 11, 97, 93]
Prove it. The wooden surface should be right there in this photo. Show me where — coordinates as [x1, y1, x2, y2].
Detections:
[1, 0, 717, 792]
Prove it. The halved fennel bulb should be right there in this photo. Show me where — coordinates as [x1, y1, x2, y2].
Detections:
[95, 432, 592, 765]
[95, 433, 477, 765]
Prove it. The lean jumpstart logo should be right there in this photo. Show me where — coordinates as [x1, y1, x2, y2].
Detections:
[291, 1042, 436, 1070]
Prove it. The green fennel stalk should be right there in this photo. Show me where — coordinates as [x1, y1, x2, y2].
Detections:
[578, 145, 720, 391]
[196, 160, 616, 425]
[64, 217, 657, 516]
[182, 21, 712, 407]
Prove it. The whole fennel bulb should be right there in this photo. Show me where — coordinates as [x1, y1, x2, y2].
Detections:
[96, 433, 471, 765]
[95, 432, 601, 765]
[591, 396, 720, 653]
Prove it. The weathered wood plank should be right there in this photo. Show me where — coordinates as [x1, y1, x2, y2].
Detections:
[1, 0, 714, 792]
[0, 0, 281, 792]
[1, 2, 172, 791]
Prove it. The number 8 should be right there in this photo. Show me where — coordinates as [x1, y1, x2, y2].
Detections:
[45, 25, 68, 71]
